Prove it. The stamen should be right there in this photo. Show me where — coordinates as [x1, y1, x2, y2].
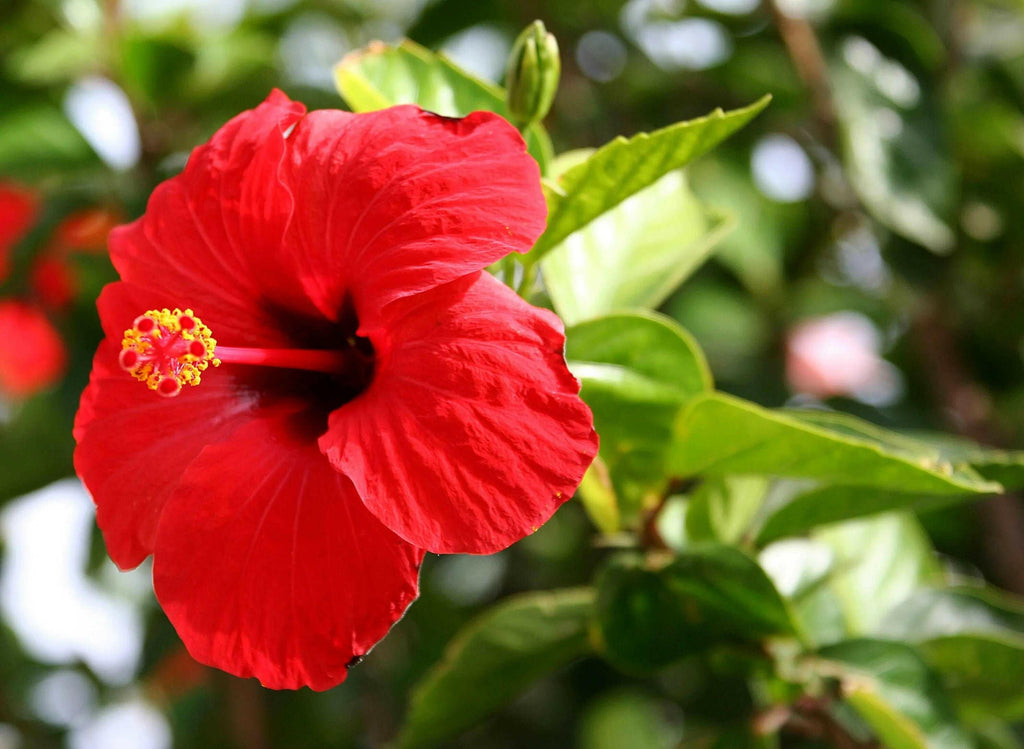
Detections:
[121, 308, 370, 397]
[120, 308, 220, 397]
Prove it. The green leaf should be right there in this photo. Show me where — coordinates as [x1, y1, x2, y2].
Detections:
[904, 432, 1024, 491]
[6, 30, 103, 84]
[669, 393, 1001, 495]
[878, 588, 1024, 719]
[816, 513, 941, 636]
[816, 639, 972, 749]
[528, 95, 770, 263]
[756, 483, 970, 545]
[686, 476, 767, 544]
[0, 395, 76, 504]
[595, 546, 797, 672]
[0, 106, 100, 178]
[566, 312, 710, 521]
[831, 40, 955, 253]
[397, 589, 594, 749]
[576, 456, 620, 534]
[334, 39, 553, 173]
[541, 162, 733, 325]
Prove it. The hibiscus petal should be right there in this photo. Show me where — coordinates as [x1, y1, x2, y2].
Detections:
[108, 90, 313, 346]
[74, 283, 264, 570]
[320, 272, 598, 554]
[281, 106, 546, 329]
[153, 415, 424, 691]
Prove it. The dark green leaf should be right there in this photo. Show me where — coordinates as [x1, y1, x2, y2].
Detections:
[595, 546, 797, 672]
[878, 588, 1024, 719]
[397, 588, 594, 749]
[816, 639, 971, 749]
[0, 106, 100, 178]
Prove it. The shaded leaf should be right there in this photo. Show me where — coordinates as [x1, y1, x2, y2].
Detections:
[398, 589, 594, 749]
[595, 546, 797, 672]
[878, 588, 1024, 719]
[817, 639, 972, 749]
[831, 38, 955, 253]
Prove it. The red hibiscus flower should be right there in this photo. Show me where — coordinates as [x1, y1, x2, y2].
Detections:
[73, 90, 598, 690]
[0, 181, 39, 284]
[0, 300, 67, 398]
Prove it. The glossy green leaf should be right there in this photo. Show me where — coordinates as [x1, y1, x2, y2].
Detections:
[595, 546, 797, 672]
[686, 476, 767, 544]
[542, 163, 732, 325]
[7, 30, 103, 84]
[566, 312, 710, 521]
[333, 39, 553, 172]
[817, 639, 971, 749]
[756, 483, 968, 545]
[816, 513, 942, 636]
[397, 588, 594, 749]
[670, 393, 1001, 495]
[0, 106, 100, 178]
[832, 39, 955, 253]
[529, 95, 771, 263]
[878, 588, 1024, 719]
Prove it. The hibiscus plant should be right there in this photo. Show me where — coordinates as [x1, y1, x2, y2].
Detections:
[3, 6, 1024, 749]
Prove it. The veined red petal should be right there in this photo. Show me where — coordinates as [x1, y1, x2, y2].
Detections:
[0, 300, 66, 398]
[108, 90, 313, 347]
[320, 272, 598, 554]
[74, 283, 265, 569]
[153, 415, 424, 691]
[280, 106, 546, 329]
[0, 182, 40, 284]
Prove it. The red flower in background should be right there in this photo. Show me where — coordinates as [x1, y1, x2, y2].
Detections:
[0, 181, 38, 285]
[74, 91, 598, 690]
[0, 300, 67, 398]
[0, 182, 69, 399]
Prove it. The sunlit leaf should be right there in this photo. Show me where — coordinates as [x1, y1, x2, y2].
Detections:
[529, 96, 770, 263]
[334, 39, 553, 172]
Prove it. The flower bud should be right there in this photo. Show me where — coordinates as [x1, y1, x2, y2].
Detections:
[505, 20, 561, 128]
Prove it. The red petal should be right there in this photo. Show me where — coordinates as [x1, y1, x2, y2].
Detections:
[281, 106, 546, 329]
[320, 273, 598, 554]
[153, 415, 423, 691]
[0, 300, 66, 397]
[0, 182, 40, 284]
[108, 90, 312, 346]
[74, 283, 265, 569]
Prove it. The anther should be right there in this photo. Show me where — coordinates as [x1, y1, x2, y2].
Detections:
[120, 308, 219, 397]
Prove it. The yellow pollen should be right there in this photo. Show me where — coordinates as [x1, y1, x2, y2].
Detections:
[120, 308, 220, 396]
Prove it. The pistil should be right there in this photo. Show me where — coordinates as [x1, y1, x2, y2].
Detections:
[120, 308, 367, 397]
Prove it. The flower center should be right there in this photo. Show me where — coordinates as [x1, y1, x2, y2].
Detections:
[120, 309, 368, 398]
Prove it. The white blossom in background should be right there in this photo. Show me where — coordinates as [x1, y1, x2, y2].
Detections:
[0, 479, 148, 685]
[63, 77, 141, 172]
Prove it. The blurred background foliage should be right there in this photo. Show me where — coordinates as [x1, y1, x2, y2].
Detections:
[2, 0, 1024, 747]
